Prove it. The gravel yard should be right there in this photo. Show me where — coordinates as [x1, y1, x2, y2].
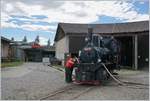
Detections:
[75, 70, 149, 100]
[1, 63, 71, 100]
[1, 62, 149, 100]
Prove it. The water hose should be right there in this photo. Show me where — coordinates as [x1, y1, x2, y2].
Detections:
[101, 63, 148, 89]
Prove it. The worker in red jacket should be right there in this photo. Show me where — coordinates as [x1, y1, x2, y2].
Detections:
[65, 54, 75, 83]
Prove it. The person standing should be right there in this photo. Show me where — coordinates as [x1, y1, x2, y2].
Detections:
[65, 55, 75, 83]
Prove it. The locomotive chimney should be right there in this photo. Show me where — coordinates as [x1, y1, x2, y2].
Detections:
[87, 25, 93, 43]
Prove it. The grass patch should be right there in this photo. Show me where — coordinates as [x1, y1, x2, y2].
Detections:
[1, 61, 23, 68]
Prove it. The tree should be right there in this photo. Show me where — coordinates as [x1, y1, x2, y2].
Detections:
[11, 37, 14, 41]
[47, 38, 51, 47]
[23, 36, 27, 42]
[35, 35, 39, 44]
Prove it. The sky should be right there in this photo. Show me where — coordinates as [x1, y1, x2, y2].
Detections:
[1, 0, 149, 45]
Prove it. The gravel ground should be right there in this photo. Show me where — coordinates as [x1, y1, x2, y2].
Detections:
[75, 69, 149, 100]
[1, 62, 71, 100]
[1, 63, 149, 100]
[44, 69, 149, 100]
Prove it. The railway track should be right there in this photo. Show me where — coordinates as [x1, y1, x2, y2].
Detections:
[40, 84, 97, 100]
[39, 64, 148, 100]
[39, 80, 148, 100]
[39, 81, 148, 100]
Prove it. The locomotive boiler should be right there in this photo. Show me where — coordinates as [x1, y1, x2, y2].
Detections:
[74, 27, 121, 84]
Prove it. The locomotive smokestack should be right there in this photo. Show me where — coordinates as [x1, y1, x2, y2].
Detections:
[87, 25, 93, 43]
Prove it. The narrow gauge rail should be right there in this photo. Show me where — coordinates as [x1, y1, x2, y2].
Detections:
[39, 80, 148, 100]
[40, 65, 148, 100]
[40, 84, 96, 100]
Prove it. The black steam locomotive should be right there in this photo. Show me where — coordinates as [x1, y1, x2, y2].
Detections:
[74, 27, 121, 84]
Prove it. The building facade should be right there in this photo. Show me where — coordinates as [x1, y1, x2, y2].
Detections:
[54, 21, 149, 69]
[1, 36, 12, 59]
[1, 36, 55, 62]
[11, 41, 55, 62]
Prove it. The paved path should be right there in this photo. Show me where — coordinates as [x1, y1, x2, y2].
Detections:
[1, 62, 70, 100]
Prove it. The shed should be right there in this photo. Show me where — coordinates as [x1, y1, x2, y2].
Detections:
[54, 21, 149, 69]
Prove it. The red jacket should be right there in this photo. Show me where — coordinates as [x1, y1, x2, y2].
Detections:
[65, 58, 74, 68]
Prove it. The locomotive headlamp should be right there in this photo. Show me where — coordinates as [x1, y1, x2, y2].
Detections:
[111, 36, 114, 39]
[85, 37, 89, 42]
[98, 59, 101, 62]
[100, 36, 103, 40]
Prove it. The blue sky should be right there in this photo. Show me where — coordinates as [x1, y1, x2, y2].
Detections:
[1, 0, 149, 45]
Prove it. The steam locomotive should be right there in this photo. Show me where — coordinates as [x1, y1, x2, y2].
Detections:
[74, 27, 121, 84]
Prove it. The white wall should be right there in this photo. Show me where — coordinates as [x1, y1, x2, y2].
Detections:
[55, 36, 69, 60]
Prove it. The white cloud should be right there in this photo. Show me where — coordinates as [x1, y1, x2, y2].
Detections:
[139, 1, 145, 4]
[15, 2, 43, 16]
[1, 15, 57, 33]
[1, 12, 57, 33]
[1, 21, 17, 28]
[20, 24, 52, 32]
[127, 14, 149, 22]
[1, 12, 11, 23]
[1, 0, 149, 32]
[5, 3, 14, 12]
[39, 36, 48, 45]
[1, 13, 19, 28]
